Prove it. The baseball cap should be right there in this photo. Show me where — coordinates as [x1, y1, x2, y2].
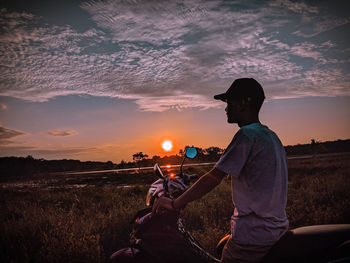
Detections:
[214, 78, 265, 102]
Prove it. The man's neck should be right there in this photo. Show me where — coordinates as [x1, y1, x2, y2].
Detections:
[238, 117, 260, 128]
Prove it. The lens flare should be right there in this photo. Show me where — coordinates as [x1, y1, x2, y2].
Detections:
[162, 140, 173, 151]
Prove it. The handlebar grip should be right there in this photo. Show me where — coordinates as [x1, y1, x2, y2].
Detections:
[182, 173, 199, 180]
[189, 174, 199, 180]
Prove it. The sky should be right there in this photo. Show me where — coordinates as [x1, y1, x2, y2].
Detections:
[0, 0, 349, 163]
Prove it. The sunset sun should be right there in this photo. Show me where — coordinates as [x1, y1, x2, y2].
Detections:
[162, 140, 173, 151]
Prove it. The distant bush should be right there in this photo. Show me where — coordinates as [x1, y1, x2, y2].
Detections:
[0, 156, 116, 179]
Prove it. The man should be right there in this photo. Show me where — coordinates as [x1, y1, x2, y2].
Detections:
[153, 78, 289, 263]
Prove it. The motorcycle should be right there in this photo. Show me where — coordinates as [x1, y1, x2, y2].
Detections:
[110, 147, 350, 263]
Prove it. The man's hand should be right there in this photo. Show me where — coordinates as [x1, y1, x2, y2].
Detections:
[152, 167, 226, 215]
[152, 196, 174, 215]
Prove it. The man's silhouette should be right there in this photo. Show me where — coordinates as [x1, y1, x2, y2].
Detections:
[154, 78, 289, 263]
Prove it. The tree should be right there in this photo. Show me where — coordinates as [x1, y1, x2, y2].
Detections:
[311, 139, 317, 158]
[152, 155, 161, 162]
[204, 147, 224, 157]
[132, 152, 149, 168]
[119, 160, 126, 169]
[179, 149, 184, 157]
[106, 161, 114, 168]
[26, 155, 34, 160]
[132, 152, 149, 162]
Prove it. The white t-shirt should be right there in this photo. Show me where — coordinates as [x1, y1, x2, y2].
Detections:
[215, 122, 289, 245]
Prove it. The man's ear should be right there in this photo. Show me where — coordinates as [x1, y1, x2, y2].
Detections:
[242, 97, 255, 109]
[239, 98, 249, 111]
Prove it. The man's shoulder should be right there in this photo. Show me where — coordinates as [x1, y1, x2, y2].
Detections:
[238, 123, 268, 139]
[239, 123, 284, 149]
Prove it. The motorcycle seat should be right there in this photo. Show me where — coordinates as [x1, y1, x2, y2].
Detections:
[262, 224, 350, 263]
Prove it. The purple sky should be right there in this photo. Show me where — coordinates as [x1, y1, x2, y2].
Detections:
[0, 0, 349, 162]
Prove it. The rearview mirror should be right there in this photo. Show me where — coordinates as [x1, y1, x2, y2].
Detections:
[154, 163, 165, 179]
[185, 147, 197, 159]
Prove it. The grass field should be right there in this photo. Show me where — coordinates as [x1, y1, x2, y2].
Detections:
[1, 153, 349, 262]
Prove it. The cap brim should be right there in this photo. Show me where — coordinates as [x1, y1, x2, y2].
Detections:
[214, 93, 227, 102]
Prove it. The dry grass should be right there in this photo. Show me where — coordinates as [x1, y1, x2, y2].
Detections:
[1, 153, 349, 262]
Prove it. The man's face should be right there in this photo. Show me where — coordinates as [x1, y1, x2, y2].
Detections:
[225, 98, 244, 124]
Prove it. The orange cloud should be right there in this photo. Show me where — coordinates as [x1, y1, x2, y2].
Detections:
[47, 129, 78, 137]
[0, 126, 27, 145]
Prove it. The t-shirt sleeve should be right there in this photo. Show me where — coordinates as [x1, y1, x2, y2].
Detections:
[215, 130, 253, 179]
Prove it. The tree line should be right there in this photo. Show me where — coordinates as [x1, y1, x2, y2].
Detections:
[1, 139, 349, 179]
[284, 139, 350, 156]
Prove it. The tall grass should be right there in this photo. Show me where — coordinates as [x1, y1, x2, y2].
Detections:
[0, 187, 147, 262]
[286, 154, 350, 228]
[1, 153, 349, 262]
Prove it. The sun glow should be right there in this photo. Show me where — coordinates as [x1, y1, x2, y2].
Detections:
[162, 140, 173, 151]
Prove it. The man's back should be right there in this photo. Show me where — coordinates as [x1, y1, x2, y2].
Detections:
[216, 122, 289, 245]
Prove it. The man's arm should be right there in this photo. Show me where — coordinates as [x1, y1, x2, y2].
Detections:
[153, 167, 227, 213]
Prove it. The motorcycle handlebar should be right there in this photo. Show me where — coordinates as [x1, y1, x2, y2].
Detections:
[182, 173, 199, 180]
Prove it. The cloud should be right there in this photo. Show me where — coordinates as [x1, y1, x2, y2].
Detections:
[28, 147, 93, 155]
[302, 69, 350, 96]
[47, 129, 78, 137]
[130, 93, 222, 112]
[0, 145, 95, 157]
[0, 125, 27, 145]
[291, 42, 321, 60]
[80, 0, 214, 45]
[270, 0, 350, 38]
[293, 16, 350, 38]
[269, 0, 319, 15]
[0, 1, 349, 111]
